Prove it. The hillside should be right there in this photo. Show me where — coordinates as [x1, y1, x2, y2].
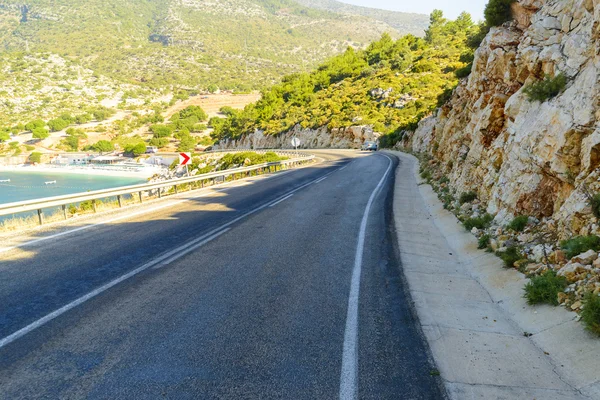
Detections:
[294, 0, 429, 35]
[210, 10, 477, 148]
[0, 0, 426, 89]
[0, 0, 427, 127]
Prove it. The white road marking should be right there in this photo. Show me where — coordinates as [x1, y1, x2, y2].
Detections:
[0, 226, 229, 350]
[151, 228, 230, 270]
[0, 167, 302, 255]
[339, 154, 394, 400]
[314, 177, 328, 184]
[0, 166, 341, 348]
[268, 194, 294, 208]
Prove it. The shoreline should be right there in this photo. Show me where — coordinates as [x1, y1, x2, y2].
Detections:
[0, 164, 164, 179]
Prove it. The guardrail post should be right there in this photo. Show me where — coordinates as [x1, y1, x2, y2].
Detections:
[62, 205, 67, 220]
[92, 200, 97, 213]
[37, 209, 44, 225]
[158, 189, 162, 199]
[174, 185, 178, 194]
[117, 195, 123, 208]
[139, 192, 143, 203]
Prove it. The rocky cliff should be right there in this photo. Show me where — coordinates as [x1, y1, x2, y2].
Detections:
[402, 0, 600, 238]
[216, 125, 380, 149]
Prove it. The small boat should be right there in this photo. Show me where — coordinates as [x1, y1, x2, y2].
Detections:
[45, 180, 57, 185]
[0, 179, 10, 183]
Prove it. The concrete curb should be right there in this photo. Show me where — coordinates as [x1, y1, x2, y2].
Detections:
[386, 151, 600, 400]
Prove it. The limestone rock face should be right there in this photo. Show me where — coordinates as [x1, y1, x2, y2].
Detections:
[216, 124, 380, 150]
[403, 0, 600, 237]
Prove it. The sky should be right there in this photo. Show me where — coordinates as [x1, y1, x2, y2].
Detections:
[338, 0, 487, 21]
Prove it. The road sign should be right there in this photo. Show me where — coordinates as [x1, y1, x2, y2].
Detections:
[291, 137, 301, 148]
[179, 152, 191, 166]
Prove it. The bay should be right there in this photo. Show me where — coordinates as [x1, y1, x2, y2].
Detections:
[0, 171, 146, 205]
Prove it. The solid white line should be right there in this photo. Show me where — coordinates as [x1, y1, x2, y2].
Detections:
[0, 167, 300, 255]
[151, 228, 230, 270]
[268, 194, 294, 208]
[315, 177, 328, 184]
[0, 226, 229, 350]
[339, 154, 393, 400]
[0, 167, 339, 349]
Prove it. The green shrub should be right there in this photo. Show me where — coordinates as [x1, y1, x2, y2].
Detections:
[496, 246, 522, 268]
[150, 124, 173, 138]
[581, 293, 600, 336]
[29, 152, 42, 164]
[464, 213, 494, 230]
[523, 74, 567, 102]
[149, 137, 169, 148]
[560, 235, 600, 259]
[484, 0, 516, 27]
[420, 170, 432, 181]
[455, 63, 472, 78]
[32, 128, 49, 140]
[478, 234, 491, 250]
[508, 215, 529, 232]
[124, 142, 147, 156]
[459, 191, 477, 204]
[590, 194, 600, 219]
[523, 270, 568, 305]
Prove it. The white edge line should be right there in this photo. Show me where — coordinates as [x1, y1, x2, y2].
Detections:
[339, 154, 393, 400]
[0, 225, 230, 350]
[0, 166, 339, 349]
[268, 194, 294, 208]
[0, 166, 303, 254]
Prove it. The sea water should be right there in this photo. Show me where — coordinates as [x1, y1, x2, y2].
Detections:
[0, 171, 145, 205]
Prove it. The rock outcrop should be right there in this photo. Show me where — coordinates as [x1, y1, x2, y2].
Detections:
[216, 124, 380, 150]
[401, 0, 600, 238]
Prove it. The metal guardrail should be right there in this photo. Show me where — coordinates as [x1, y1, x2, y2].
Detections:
[0, 154, 314, 225]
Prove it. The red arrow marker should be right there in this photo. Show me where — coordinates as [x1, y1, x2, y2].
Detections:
[179, 152, 191, 166]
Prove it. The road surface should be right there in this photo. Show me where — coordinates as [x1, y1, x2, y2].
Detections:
[0, 150, 444, 399]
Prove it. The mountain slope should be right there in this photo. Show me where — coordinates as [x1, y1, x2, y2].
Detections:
[293, 0, 428, 36]
[0, 0, 426, 89]
[209, 11, 476, 148]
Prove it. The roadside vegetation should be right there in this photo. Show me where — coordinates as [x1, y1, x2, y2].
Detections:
[523, 74, 567, 102]
[524, 270, 568, 306]
[412, 151, 600, 336]
[209, 11, 481, 146]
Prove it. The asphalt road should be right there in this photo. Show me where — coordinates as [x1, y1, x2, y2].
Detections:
[0, 150, 444, 399]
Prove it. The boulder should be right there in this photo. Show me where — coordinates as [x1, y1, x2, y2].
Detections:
[572, 249, 597, 265]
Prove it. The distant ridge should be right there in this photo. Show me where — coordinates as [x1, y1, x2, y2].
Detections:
[293, 0, 429, 36]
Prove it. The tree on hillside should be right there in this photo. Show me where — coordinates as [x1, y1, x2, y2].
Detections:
[89, 140, 114, 153]
[150, 124, 173, 138]
[485, 0, 516, 27]
[425, 9, 447, 45]
[32, 128, 49, 140]
[25, 119, 45, 132]
[29, 152, 42, 164]
[75, 113, 93, 124]
[125, 142, 146, 156]
[0, 131, 9, 142]
[178, 105, 208, 122]
[48, 118, 70, 132]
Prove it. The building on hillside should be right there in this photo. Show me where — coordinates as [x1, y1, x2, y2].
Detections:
[90, 156, 128, 165]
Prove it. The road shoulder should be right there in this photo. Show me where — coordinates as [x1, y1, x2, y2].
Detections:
[386, 150, 600, 400]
